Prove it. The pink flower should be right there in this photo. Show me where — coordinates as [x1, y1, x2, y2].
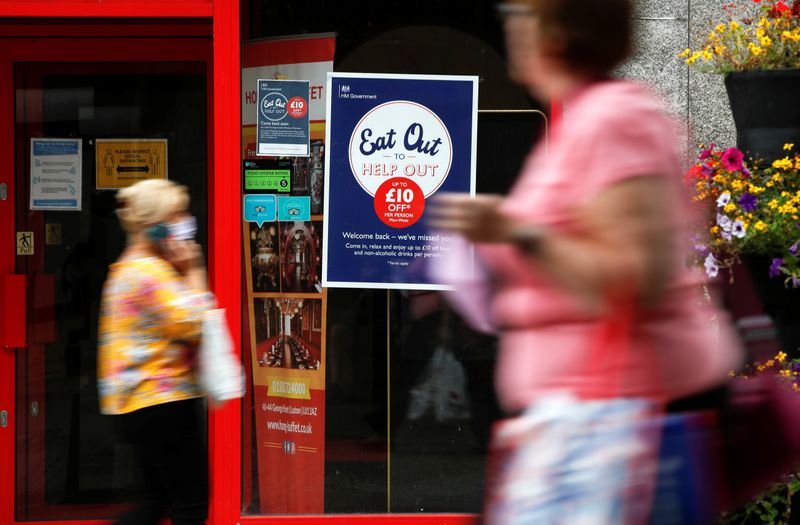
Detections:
[721, 147, 745, 172]
[698, 143, 716, 160]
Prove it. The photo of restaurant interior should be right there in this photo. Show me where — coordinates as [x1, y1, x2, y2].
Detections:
[254, 297, 322, 370]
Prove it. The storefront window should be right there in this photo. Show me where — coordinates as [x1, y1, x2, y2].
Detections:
[241, 0, 545, 515]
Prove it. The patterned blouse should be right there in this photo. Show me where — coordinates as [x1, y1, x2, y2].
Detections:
[98, 256, 212, 415]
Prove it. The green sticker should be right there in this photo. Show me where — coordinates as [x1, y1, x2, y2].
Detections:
[245, 169, 291, 192]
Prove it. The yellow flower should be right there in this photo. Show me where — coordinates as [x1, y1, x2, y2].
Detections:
[756, 28, 766, 38]
[731, 180, 745, 191]
[748, 43, 764, 56]
[769, 199, 780, 209]
[783, 30, 800, 43]
[784, 143, 795, 151]
[730, 21, 740, 31]
[714, 44, 727, 55]
[749, 184, 766, 194]
[716, 23, 727, 33]
[773, 173, 784, 183]
[795, 159, 800, 170]
[767, 359, 775, 367]
[778, 351, 788, 363]
[724, 203, 736, 213]
[767, 181, 775, 188]
[710, 226, 720, 235]
[713, 174, 727, 183]
[760, 36, 772, 47]
[781, 370, 792, 378]
[758, 17, 770, 28]
[755, 221, 768, 232]
[773, 157, 793, 170]
[678, 48, 691, 58]
[686, 51, 703, 65]
[702, 50, 713, 61]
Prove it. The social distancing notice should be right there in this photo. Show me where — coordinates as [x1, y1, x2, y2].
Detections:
[95, 139, 167, 189]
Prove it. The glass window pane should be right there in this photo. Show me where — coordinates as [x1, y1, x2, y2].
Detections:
[240, 1, 546, 515]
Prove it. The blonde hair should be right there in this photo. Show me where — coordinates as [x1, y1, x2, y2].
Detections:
[116, 179, 189, 234]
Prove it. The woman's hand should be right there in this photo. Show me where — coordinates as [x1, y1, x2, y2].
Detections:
[160, 239, 207, 291]
[162, 238, 202, 273]
[427, 193, 517, 243]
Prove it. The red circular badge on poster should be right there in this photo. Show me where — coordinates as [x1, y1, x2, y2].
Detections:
[373, 177, 425, 228]
[287, 96, 308, 119]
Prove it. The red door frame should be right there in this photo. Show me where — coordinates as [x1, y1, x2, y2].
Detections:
[0, 31, 243, 525]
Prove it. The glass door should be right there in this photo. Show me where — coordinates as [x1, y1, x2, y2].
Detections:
[12, 58, 209, 522]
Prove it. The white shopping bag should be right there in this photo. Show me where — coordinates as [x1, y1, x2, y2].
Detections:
[198, 308, 245, 404]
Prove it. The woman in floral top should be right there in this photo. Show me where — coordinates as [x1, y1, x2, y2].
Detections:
[98, 178, 211, 525]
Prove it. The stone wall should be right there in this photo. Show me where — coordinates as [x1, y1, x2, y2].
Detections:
[617, 0, 741, 150]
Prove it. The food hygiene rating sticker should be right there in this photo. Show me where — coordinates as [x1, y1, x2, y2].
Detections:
[349, 100, 452, 228]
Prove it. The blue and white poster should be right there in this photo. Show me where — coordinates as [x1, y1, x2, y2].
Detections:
[257, 79, 310, 157]
[30, 138, 82, 211]
[323, 73, 478, 290]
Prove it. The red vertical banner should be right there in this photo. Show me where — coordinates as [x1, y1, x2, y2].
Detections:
[245, 286, 327, 514]
[242, 34, 335, 515]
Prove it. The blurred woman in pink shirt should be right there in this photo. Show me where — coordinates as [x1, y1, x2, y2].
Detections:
[430, 0, 741, 413]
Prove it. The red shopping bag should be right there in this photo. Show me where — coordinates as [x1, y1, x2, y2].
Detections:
[721, 374, 800, 509]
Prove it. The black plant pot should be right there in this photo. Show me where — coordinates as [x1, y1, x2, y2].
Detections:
[742, 254, 800, 358]
[726, 71, 800, 353]
[724, 69, 800, 163]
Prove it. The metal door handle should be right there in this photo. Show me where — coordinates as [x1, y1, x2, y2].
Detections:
[0, 409, 8, 428]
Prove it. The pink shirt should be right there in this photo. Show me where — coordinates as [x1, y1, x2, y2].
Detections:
[482, 81, 741, 412]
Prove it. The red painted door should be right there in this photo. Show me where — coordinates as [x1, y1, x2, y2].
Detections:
[0, 37, 212, 524]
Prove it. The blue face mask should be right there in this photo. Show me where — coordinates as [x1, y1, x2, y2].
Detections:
[144, 223, 169, 242]
[167, 216, 197, 241]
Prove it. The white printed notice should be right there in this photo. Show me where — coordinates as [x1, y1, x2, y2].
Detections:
[30, 138, 82, 211]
